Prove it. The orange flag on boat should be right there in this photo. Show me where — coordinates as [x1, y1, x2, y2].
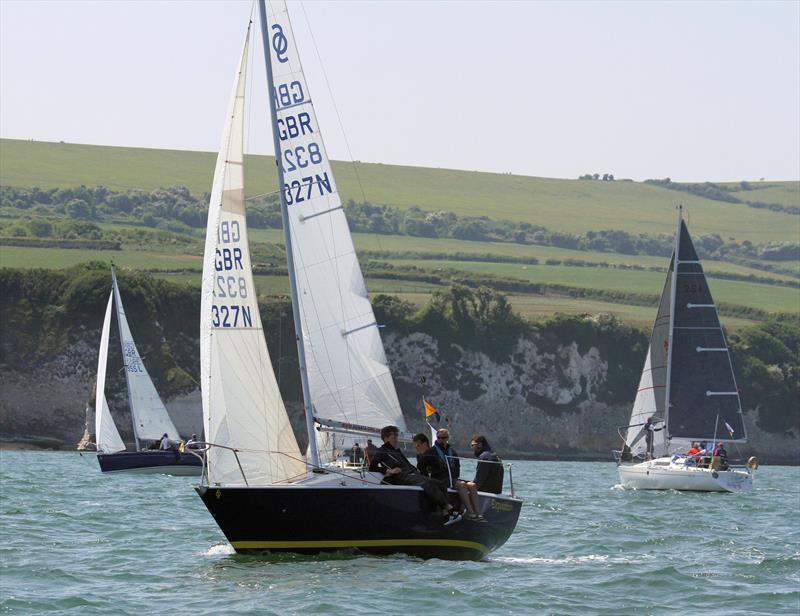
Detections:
[424, 399, 440, 423]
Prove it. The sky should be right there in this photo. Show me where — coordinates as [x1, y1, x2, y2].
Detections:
[1, 0, 798, 183]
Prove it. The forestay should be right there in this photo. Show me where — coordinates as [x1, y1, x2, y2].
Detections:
[95, 291, 125, 454]
[200, 22, 306, 486]
[111, 267, 179, 443]
[665, 220, 746, 442]
[264, 0, 407, 459]
[624, 258, 672, 457]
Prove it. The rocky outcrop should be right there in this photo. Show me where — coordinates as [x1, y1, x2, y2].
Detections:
[1, 326, 795, 464]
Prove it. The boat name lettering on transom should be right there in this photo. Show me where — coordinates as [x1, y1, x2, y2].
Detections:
[283, 173, 333, 206]
[274, 81, 304, 108]
[277, 112, 313, 141]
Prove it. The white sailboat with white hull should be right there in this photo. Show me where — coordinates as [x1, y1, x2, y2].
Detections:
[94, 266, 202, 475]
[194, 0, 521, 560]
[616, 208, 756, 493]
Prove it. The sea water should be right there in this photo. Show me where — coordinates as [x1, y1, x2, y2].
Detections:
[0, 451, 797, 615]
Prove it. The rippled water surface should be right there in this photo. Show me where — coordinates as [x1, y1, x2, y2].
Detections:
[1, 452, 798, 615]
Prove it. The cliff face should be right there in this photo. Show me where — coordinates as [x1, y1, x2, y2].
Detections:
[1, 323, 796, 464]
[0, 266, 796, 462]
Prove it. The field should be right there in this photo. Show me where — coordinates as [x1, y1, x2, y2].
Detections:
[389, 259, 800, 314]
[2, 139, 799, 243]
[1, 139, 798, 328]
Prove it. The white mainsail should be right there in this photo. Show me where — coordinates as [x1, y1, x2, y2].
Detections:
[264, 0, 408, 460]
[95, 291, 125, 454]
[200, 22, 306, 486]
[624, 258, 672, 458]
[111, 267, 179, 444]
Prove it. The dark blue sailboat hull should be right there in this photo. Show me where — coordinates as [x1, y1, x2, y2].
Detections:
[97, 450, 203, 476]
[196, 483, 521, 560]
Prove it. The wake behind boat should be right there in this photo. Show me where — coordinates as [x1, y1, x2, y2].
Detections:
[93, 266, 202, 475]
[615, 208, 756, 493]
[194, 0, 520, 560]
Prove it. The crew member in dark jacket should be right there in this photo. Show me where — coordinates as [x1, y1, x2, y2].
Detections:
[370, 426, 461, 526]
[472, 435, 503, 494]
[458, 434, 504, 520]
[433, 428, 460, 488]
[413, 432, 447, 483]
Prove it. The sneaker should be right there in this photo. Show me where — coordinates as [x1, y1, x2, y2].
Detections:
[443, 510, 463, 526]
[476, 514, 488, 523]
[464, 512, 479, 521]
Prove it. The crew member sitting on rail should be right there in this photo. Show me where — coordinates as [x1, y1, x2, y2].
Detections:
[370, 425, 462, 526]
[457, 435, 504, 521]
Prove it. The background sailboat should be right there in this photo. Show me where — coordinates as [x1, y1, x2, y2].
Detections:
[195, 0, 521, 560]
[616, 209, 755, 492]
[94, 266, 202, 475]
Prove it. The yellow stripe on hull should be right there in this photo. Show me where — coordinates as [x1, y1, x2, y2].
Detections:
[231, 538, 489, 555]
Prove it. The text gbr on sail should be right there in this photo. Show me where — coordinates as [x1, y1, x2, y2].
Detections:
[212, 220, 252, 328]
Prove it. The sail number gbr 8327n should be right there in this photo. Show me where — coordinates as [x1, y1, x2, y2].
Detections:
[212, 220, 252, 329]
[276, 105, 334, 205]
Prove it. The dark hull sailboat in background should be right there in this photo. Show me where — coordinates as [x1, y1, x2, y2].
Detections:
[93, 266, 201, 475]
[194, 0, 520, 560]
[615, 208, 755, 492]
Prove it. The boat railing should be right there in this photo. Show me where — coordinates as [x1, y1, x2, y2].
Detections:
[442, 454, 516, 499]
[193, 441, 518, 496]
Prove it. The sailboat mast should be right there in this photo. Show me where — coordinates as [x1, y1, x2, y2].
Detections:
[257, 0, 320, 468]
[662, 206, 683, 452]
[111, 264, 141, 452]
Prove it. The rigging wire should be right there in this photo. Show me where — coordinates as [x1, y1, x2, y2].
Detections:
[297, 0, 384, 253]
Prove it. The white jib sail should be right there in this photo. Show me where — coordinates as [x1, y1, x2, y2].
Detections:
[265, 0, 408, 460]
[625, 257, 673, 458]
[200, 22, 306, 486]
[111, 268, 180, 443]
[95, 291, 125, 454]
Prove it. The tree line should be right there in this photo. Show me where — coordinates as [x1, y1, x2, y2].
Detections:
[2, 184, 798, 261]
[1, 264, 796, 434]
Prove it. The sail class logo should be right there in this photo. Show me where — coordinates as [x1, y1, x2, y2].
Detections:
[271, 24, 289, 63]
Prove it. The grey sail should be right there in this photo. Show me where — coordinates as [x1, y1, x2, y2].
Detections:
[665, 220, 746, 442]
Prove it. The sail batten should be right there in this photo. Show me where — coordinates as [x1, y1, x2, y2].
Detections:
[263, 0, 407, 462]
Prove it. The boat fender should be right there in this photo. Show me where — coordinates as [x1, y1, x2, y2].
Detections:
[712, 471, 719, 479]
[746, 456, 760, 470]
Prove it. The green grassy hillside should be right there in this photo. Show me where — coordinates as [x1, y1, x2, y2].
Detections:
[2, 138, 798, 244]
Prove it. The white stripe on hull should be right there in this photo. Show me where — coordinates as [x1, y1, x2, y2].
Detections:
[618, 461, 753, 493]
[102, 465, 202, 477]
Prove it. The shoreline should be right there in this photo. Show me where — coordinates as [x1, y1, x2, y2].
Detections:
[2, 439, 797, 466]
